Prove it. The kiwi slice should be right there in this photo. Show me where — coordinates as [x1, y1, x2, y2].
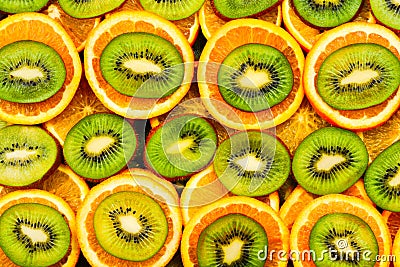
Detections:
[309, 213, 378, 267]
[364, 141, 400, 212]
[197, 213, 268, 266]
[100, 32, 184, 99]
[145, 114, 217, 179]
[0, 0, 49, 13]
[370, 0, 400, 31]
[212, 0, 280, 20]
[0, 40, 66, 104]
[218, 43, 293, 112]
[63, 113, 137, 180]
[0, 203, 71, 267]
[214, 131, 291, 197]
[93, 191, 168, 261]
[292, 127, 368, 195]
[139, 0, 206, 20]
[317, 43, 400, 110]
[57, 0, 125, 18]
[0, 125, 59, 187]
[292, 0, 363, 28]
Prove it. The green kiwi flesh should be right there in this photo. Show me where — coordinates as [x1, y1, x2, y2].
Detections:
[145, 114, 217, 179]
[370, 0, 400, 31]
[139, 0, 206, 20]
[0, 0, 49, 13]
[214, 131, 291, 197]
[364, 141, 400, 212]
[57, 0, 125, 18]
[309, 213, 378, 267]
[0, 203, 71, 267]
[0, 40, 66, 104]
[93, 191, 168, 261]
[197, 213, 268, 267]
[100, 32, 184, 99]
[292, 0, 363, 28]
[212, 0, 280, 19]
[0, 125, 59, 187]
[63, 113, 137, 180]
[218, 43, 293, 112]
[292, 127, 368, 195]
[317, 43, 400, 110]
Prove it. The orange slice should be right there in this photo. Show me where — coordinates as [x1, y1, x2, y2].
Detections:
[198, 18, 304, 130]
[44, 75, 110, 146]
[290, 194, 391, 267]
[199, 0, 282, 39]
[43, 0, 101, 52]
[181, 196, 289, 266]
[393, 228, 400, 267]
[0, 189, 79, 267]
[0, 13, 81, 124]
[77, 168, 181, 266]
[382, 210, 400, 242]
[107, 0, 199, 45]
[84, 11, 194, 120]
[304, 22, 400, 131]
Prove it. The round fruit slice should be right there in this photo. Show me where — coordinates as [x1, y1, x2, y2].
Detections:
[290, 194, 391, 267]
[382, 210, 400, 242]
[370, 0, 400, 31]
[85, 11, 194, 120]
[0, 189, 79, 267]
[394, 228, 400, 267]
[140, 0, 205, 21]
[181, 196, 289, 266]
[212, 0, 281, 20]
[0, 0, 49, 13]
[77, 168, 182, 267]
[304, 22, 400, 131]
[0, 13, 81, 124]
[58, 0, 125, 18]
[198, 18, 304, 130]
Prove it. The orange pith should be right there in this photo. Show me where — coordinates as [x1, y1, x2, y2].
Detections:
[0, 13, 81, 124]
[0, 189, 79, 267]
[198, 18, 304, 130]
[290, 194, 391, 267]
[84, 11, 194, 120]
[77, 169, 182, 267]
[181, 196, 289, 266]
[304, 22, 400, 131]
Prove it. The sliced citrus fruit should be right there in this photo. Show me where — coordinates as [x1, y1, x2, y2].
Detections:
[199, 0, 282, 39]
[107, 0, 199, 45]
[304, 22, 400, 131]
[198, 18, 304, 130]
[282, 0, 376, 51]
[0, 189, 79, 267]
[181, 196, 289, 266]
[0, 13, 81, 125]
[382, 210, 400, 242]
[44, 75, 110, 146]
[290, 194, 391, 267]
[77, 168, 181, 266]
[342, 179, 374, 206]
[394, 229, 400, 267]
[84, 10, 194, 120]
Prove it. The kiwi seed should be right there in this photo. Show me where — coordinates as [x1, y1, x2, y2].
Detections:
[370, 0, 400, 31]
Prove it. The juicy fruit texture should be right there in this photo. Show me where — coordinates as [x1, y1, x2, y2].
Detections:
[63, 113, 137, 180]
[292, 0, 363, 28]
[93, 191, 168, 261]
[145, 114, 217, 179]
[197, 213, 268, 266]
[218, 43, 294, 112]
[0, 40, 66, 104]
[0, 203, 71, 267]
[0, 0, 49, 13]
[317, 43, 400, 110]
[309, 213, 378, 267]
[100, 32, 184, 99]
[214, 131, 291, 196]
[139, 0, 205, 20]
[292, 127, 369, 195]
[58, 0, 125, 18]
[0, 125, 59, 187]
[212, 0, 280, 19]
[364, 141, 400, 212]
[370, 0, 400, 31]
